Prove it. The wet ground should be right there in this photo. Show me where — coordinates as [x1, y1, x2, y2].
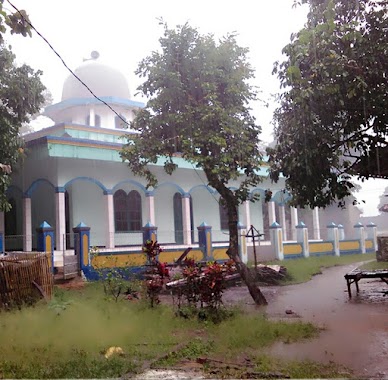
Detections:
[223, 262, 388, 378]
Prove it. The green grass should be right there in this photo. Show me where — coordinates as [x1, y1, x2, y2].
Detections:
[358, 259, 388, 271]
[0, 282, 335, 379]
[269, 253, 376, 284]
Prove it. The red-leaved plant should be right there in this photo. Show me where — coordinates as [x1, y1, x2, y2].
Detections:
[142, 240, 169, 307]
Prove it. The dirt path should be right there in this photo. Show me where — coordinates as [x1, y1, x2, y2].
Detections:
[223, 262, 388, 378]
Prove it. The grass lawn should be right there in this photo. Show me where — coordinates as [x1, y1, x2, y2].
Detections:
[0, 282, 350, 379]
[269, 252, 376, 284]
[358, 259, 388, 270]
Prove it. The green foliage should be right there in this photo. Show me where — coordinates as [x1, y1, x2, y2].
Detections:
[121, 21, 267, 305]
[0, 44, 45, 211]
[174, 259, 236, 323]
[89, 247, 137, 302]
[268, 0, 388, 208]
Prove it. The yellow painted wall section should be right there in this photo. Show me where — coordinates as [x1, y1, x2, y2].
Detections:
[45, 235, 51, 254]
[92, 254, 146, 268]
[339, 241, 360, 251]
[83, 234, 89, 266]
[309, 242, 334, 253]
[213, 248, 229, 261]
[365, 240, 373, 250]
[284, 244, 303, 255]
[206, 232, 211, 257]
[186, 250, 204, 262]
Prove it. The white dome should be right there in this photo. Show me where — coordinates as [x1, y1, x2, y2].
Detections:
[61, 59, 130, 101]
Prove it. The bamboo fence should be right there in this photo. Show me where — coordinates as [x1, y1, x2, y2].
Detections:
[0, 252, 53, 309]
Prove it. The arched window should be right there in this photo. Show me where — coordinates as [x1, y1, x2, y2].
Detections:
[114, 190, 129, 232]
[219, 200, 229, 230]
[173, 193, 183, 244]
[128, 190, 142, 231]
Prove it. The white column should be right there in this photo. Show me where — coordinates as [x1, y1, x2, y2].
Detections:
[268, 201, 276, 225]
[313, 206, 321, 240]
[290, 206, 298, 241]
[243, 200, 251, 230]
[105, 192, 115, 249]
[89, 107, 95, 127]
[182, 194, 192, 245]
[23, 197, 32, 251]
[55, 190, 66, 252]
[146, 192, 155, 225]
[279, 204, 287, 241]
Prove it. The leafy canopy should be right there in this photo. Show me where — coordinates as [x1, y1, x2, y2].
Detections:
[268, 0, 388, 208]
[0, 5, 46, 211]
[121, 23, 264, 205]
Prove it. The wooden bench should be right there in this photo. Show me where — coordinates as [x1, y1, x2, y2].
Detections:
[344, 269, 388, 298]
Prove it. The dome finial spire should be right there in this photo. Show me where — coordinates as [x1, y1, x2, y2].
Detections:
[83, 51, 100, 62]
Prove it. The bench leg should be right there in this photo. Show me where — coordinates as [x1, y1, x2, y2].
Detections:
[355, 280, 360, 293]
[347, 279, 352, 298]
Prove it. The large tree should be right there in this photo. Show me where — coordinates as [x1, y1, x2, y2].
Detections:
[268, 0, 388, 208]
[121, 23, 268, 305]
[0, 7, 46, 211]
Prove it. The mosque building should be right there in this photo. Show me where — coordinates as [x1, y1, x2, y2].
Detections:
[1, 54, 358, 260]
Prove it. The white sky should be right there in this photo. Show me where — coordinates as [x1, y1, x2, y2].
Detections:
[5, 0, 388, 216]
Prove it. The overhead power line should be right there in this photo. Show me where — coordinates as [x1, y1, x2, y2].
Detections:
[6, 0, 130, 128]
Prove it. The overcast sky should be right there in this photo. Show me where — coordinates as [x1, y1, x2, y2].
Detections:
[5, 0, 388, 216]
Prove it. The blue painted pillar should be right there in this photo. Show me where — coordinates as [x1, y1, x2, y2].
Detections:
[142, 222, 158, 244]
[73, 222, 91, 271]
[0, 231, 3, 253]
[270, 222, 284, 260]
[37, 221, 55, 271]
[198, 222, 212, 261]
[237, 222, 248, 264]
[296, 222, 309, 258]
[327, 222, 340, 256]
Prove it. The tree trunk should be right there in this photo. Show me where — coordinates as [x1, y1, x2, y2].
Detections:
[226, 200, 267, 306]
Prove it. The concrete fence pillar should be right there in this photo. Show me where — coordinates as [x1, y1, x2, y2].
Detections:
[366, 222, 377, 251]
[296, 222, 309, 258]
[37, 221, 55, 271]
[354, 222, 366, 254]
[327, 222, 340, 256]
[142, 222, 158, 245]
[73, 222, 91, 271]
[198, 222, 212, 261]
[270, 222, 284, 260]
[338, 224, 345, 241]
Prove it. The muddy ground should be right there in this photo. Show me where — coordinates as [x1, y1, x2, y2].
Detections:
[222, 262, 388, 379]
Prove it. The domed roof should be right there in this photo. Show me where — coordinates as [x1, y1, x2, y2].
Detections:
[61, 58, 130, 101]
